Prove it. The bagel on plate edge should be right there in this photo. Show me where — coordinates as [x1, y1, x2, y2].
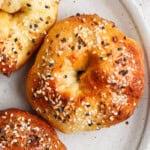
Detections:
[0, 0, 59, 76]
[26, 14, 145, 133]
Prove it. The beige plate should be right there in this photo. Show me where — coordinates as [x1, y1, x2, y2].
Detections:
[0, 0, 149, 150]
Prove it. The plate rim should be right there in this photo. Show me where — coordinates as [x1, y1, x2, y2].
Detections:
[120, 0, 150, 150]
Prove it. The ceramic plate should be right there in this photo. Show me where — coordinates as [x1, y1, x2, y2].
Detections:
[0, 0, 149, 150]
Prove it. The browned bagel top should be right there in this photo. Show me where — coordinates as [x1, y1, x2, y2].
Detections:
[0, 108, 66, 149]
[0, 0, 59, 76]
[26, 14, 145, 133]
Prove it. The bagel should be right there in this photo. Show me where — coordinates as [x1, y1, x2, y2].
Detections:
[0, 108, 66, 149]
[0, 0, 59, 76]
[26, 14, 145, 133]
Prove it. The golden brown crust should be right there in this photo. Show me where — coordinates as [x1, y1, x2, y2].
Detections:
[0, 108, 66, 150]
[0, 0, 59, 76]
[26, 14, 145, 133]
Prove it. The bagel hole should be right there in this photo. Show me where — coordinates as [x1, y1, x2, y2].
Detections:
[77, 70, 85, 81]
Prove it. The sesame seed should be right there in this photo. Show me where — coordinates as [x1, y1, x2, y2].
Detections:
[39, 17, 43, 21]
[101, 26, 105, 30]
[14, 51, 18, 54]
[2, 116, 6, 119]
[120, 70, 128, 76]
[109, 116, 114, 121]
[45, 21, 49, 24]
[85, 112, 90, 116]
[2, 68, 6, 72]
[76, 13, 80, 16]
[112, 23, 116, 28]
[29, 24, 32, 28]
[112, 36, 118, 43]
[123, 36, 127, 40]
[10, 113, 14, 117]
[87, 120, 93, 126]
[56, 34, 60, 38]
[78, 45, 81, 49]
[63, 75, 67, 78]
[26, 3, 31, 7]
[115, 60, 120, 64]
[49, 63, 54, 67]
[45, 5, 49, 8]
[14, 38, 18, 42]
[32, 39, 35, 43]
[125, 121, 129, 125]
[106, 53, 112, 57]
[101, 41, 105, 45]
[61, 38, 66, 43]
[34, 24, 38, 28]
[117, 47, 123, 51]
[85, 104, 90, 108]
[71, 46, 75, 50]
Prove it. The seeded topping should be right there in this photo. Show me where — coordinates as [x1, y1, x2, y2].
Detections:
[112, 23, 116, 28]
[34, 24, 38, 28]
[117, 47, 123, 51]
[120, 70, 128, 76]
[101, 41, 105, 45]
[63, 75, 67, 78]
[106, 53, 112, 57]
[0, 0, 59, 75]
[27, 14, 144, 133]
[45, 21, 49, 24]
[14, 38, 18, 42]
[124, 36, 127, 40]
[0, 110, 65, 149]
[76, 13, 80, 16]
[112, 36, 118, 43]
[39, 17, 43, 21]
[56, 34, 60, 38]
[26, 3, 31, 7]
[45, 5, 49, 9]
[32, 39, 35, 43]
[61, 38, 66, 43]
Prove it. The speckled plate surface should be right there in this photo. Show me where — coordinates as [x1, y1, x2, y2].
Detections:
[0, 0, 149, 150]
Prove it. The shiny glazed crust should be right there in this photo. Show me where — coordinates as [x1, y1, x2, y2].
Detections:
[0, 108, 66, 149]
[0, 0, 59, 76]
[26, 14, 145, 133]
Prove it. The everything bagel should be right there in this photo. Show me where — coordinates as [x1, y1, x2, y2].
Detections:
[0, 108, 66, 149]
[26, 14, 145, 133]
[0, 0, 59, 75]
